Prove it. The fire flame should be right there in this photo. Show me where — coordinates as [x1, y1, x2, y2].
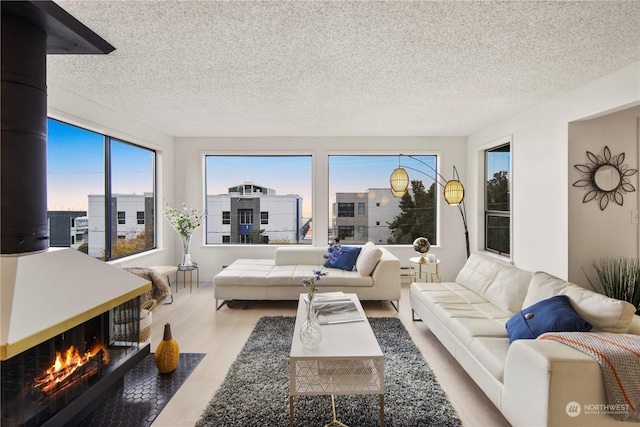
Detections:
[34, 344, 109, 391]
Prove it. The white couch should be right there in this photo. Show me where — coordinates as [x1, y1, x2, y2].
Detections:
[411, 252, 640, 427]
[213, 243, 401, 309]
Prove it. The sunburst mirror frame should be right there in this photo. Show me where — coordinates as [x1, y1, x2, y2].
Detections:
[573, 145, 638, 210]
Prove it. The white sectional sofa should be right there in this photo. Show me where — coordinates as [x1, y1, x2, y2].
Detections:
[411, 252, 640, 427]
[213, 243, 401, 309]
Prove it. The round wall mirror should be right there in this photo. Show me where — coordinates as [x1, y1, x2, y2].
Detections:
[573, 146, 637, 210]
[594, 165, 622, 192]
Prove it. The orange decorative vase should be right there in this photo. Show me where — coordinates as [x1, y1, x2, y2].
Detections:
[155, 323, 180, 373]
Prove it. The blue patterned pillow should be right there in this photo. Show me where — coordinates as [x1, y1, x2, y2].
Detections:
[506, 295, 592, 343]
[325, 246, 361, 271]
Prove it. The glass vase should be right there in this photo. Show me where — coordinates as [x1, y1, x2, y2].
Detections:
[300, 300, 322, 349]
[180, 234, 192, 266]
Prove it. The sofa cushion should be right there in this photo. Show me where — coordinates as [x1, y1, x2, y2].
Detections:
[506, 295, 592, 342]
[469, 337, 510, 382]
[523, 271, 636, 333]
[214, 259, 374, 288]
[325, 246, 361, 271]
[356, 243, 382, 276]
[448, 317, 511, 346]
[455, 252, 533, 314]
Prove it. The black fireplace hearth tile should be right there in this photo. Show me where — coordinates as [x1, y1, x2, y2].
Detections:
[80, 353, 205, 427]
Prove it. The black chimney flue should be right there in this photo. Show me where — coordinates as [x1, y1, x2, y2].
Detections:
[1, 1, 115, 254]
[1, 11, 49, 254]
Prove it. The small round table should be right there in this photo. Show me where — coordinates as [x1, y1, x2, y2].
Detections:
[409, 256, 441, 283]
[177, 262, 199, 293]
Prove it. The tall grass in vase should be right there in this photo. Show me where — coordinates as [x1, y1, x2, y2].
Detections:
[592, 257, 640, 315]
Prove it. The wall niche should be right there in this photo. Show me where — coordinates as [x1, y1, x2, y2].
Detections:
[568, 105, 640, 286]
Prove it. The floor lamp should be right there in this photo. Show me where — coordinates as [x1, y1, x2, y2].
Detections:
[389, 155, 470, 258]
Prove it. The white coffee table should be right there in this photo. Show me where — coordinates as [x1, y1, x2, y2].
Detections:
[289, 293, 384, 427]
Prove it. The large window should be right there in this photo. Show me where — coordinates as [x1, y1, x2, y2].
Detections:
[47, 119, 156, 260]
[329, 155, 437, 245]
[485, 143, 511, 256]
[205, 156, 312, 244]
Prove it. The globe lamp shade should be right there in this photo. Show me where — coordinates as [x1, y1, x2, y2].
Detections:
[390, 167, 409, 197]
[444, 180, 464, 205]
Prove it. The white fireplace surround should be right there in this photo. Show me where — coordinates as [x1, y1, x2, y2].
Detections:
[0, 248, 150, 360]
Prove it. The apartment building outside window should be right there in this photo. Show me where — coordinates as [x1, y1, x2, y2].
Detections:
[329, 155, 437, 245]
[47, 118, 156, 260]
[205, 156, 311, 245]
[485, 142, 511, 256]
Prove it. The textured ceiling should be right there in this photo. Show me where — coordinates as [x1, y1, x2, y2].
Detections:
[48, 1, 640, 137]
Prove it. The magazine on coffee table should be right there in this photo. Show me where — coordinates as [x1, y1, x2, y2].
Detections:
[314, 300, 364, 325]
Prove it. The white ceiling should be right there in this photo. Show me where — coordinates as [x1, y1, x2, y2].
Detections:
[48, 0, 640, 137]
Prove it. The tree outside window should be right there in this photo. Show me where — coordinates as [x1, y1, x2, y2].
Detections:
[387, 180, 436, 245]
[485, 143, 511, 256]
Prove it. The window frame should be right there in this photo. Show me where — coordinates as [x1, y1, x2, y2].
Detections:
[47, 118, 157, 261]
[328, 154, 440, 246]
[204, 154, 312, 245]
[483, 139, 512, 257]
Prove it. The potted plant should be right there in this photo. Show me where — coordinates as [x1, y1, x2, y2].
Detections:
[163, 201, 206, 267]
[591, 257, 640, 315]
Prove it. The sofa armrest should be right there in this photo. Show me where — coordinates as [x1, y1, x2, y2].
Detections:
[370, 248, 401, 296]
[502, 339, 619, 427]
[628, 314, 640, 334]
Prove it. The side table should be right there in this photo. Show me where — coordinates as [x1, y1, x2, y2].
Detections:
[177, 262, 199, 293]
[409, 256, 441, 283]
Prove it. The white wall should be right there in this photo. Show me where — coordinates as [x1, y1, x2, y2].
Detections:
[173, 137, 467, 283]
[568, 106, 640, 286]
[467, 61, 640, 280]
[49, 61, 640, 285]
[47, 83, 177, 269]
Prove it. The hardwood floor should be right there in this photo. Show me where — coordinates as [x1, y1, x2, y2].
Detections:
[150, 281, 510, 427]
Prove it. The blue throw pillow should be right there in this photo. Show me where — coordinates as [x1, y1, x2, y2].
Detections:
[324, 246, 361, 271]
[505, 295, 592, 343]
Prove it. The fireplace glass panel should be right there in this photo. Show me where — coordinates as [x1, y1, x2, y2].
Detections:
[1, 298, 142, 426]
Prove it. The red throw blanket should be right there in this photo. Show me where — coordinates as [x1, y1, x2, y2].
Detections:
[539, 332, 640, 422]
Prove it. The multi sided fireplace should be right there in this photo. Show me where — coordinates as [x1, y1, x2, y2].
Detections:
[1, 296, 148, 427]
[1, 249, 152, 427]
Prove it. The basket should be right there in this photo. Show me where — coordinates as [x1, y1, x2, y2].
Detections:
[138, 299, 156, 342]
[113, 299, 156, 342]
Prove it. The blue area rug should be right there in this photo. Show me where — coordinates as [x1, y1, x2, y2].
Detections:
[81, 352, 205, 427]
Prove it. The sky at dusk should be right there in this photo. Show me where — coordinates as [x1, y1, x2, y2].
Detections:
[47, 119, 154, 211]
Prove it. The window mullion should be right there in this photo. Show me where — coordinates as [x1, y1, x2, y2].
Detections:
[104, 137, 112, 260]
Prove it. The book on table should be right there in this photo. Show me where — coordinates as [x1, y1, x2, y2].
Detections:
[314, 300, 364, 325]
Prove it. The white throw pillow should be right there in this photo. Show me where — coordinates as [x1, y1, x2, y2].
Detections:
[356, 243, 382, 276]
[523, 271, 636, 333]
